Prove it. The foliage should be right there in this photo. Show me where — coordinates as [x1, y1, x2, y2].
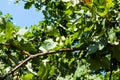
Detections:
[0, 0, 120, 80]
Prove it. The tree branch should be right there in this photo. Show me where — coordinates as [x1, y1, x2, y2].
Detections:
[0, 43, 31, 56]
[1, 46, 86, 79]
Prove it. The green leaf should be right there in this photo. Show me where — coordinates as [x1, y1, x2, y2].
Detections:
[108, 28, 116, 44]
[87, 56, 101, 70]
[20, 41, 37, 54]
[98, 38, 107, 50]
[39, 39, 57, 52]
[64, 9, 73, 15]
[8, 54, 19, 65]
[5, 22, 14, 40]
[49, 66, 55, 76]
[101, 57, 110, 70]
[73, 32, 80, 40]
[68, 58, 75, 66]
[65, 36, 73, 46]
[87, 39, 107, 55]
[26, 62, 37, 75]
[106, 0, 114, 8]
[0, 17, 5, 28]
[37, 62, 50, 80]
[84, 25, 94, 32]
[24, 2, 33, 9]
[37, 62, 45, 77]
[0, 34, 5, 43]
[65, 32, 79, 46]
[21, 73, 33, 80]
[87, 43, 99, 54]
[0, 11, 2, 16]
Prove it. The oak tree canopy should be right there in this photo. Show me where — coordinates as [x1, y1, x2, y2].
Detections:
[0, 0, 120, 80]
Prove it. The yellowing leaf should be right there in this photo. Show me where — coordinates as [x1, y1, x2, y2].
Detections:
[106, 0, 114, 8]
[82, 0, 93, 7]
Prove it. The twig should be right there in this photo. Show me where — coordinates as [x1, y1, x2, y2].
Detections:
[0, 43, 31, 56]
[1, 46, 86, 79]
[109, 52, 113, 80]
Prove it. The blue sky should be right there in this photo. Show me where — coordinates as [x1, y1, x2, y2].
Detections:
[0, 0, 44, 27]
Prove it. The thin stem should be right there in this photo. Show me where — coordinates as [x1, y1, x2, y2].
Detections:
[109, 52, 113, 80]
[0, 43, 31, 56]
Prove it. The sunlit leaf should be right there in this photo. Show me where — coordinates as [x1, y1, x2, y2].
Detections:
[49, 66, 55, 76]
[5, 22, 14, 40]
[64, 9, 72, 15]
[108, 28, 117, 44]
[21, 73, 33, 80]
[39, 39, 57, 52]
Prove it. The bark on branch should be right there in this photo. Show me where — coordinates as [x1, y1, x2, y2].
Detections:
[1, 46, 86, 80]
